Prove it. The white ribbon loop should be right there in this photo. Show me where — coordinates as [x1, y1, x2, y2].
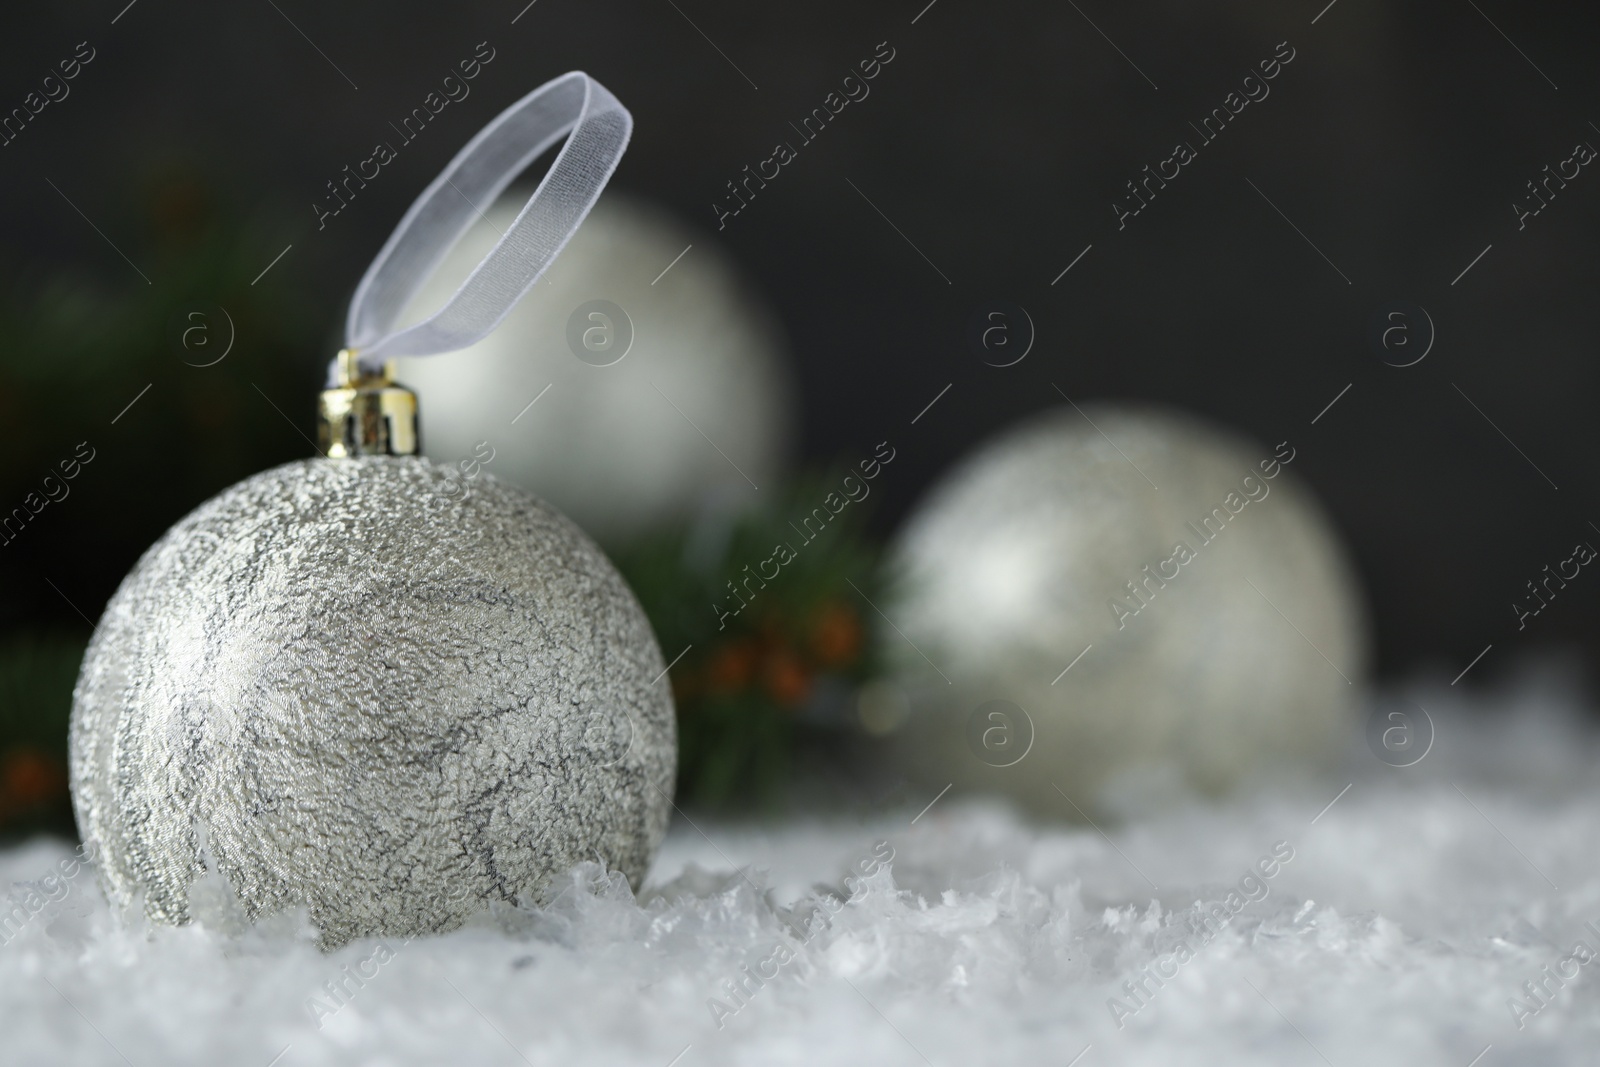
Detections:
[342, 70, 631, 374]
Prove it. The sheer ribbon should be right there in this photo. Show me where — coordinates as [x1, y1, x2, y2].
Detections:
[339, 71, 631, 378]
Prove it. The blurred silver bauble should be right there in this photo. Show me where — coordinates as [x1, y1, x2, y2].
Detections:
[882, 405, 1367, 814]
[70, 457, 675, 947]
[397, 195, 793, 544]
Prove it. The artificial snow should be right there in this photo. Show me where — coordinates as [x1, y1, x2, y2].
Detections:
[6, 664, 1600, 1065]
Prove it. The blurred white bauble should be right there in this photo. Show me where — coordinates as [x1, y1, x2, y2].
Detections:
[883, 404, 1368, 816]
[397, 194, 793, 544]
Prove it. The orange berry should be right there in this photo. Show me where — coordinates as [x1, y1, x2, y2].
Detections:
[810, 602, 863, 668]
[705, 640, 758, 695]
[1, 747, 65, 811]
[763, 650, 812, 708]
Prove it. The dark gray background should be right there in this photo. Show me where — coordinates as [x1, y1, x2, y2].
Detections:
[2, 0, 1596, 679]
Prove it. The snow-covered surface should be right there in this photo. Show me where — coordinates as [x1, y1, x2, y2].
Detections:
[6, 667, 1600, 1065]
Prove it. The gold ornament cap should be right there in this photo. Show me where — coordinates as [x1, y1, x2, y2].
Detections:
[317, 349, 419, 458]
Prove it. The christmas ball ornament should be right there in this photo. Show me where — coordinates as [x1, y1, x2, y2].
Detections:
[71, 449, 673, 945]
[69, 72, 676, 945]
[883, 404, 1367, 815]
[398, 195, 793, 544]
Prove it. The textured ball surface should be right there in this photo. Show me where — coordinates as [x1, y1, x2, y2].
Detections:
[69, 457, 675, 946]
[884, 405, 1367, 814]
[397, 194, 794, 544]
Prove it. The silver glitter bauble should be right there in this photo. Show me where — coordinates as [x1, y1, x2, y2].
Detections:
[69, 457, 675, 946]
[884, 405, 1367, 815]
[397, 195, 794, 544]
